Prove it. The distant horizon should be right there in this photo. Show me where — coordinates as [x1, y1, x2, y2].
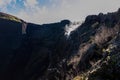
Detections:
[0, 0, 120, 24]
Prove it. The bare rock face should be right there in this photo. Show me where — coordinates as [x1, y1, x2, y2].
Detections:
[0, 9, 120, 80]
[0, 16, 71, 80]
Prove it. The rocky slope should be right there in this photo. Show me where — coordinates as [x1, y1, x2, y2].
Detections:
[0, 9, 120, 80]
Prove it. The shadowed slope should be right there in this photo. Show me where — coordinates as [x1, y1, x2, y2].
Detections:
[0, 9, 120, 80]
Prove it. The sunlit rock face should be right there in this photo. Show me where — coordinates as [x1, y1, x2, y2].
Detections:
[0, 9, 120, 80]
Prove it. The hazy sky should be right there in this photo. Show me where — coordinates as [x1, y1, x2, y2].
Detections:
[0, 0, 120, 24]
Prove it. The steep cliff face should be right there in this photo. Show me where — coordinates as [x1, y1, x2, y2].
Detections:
[0, 9, 120, 80]
[0, 14, 71, 80]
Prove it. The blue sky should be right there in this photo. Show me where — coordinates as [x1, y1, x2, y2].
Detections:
[0, 0, 120, 24]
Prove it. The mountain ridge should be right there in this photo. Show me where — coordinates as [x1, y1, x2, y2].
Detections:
[0, 12, 23, 23]
[0, 9, 120, 80]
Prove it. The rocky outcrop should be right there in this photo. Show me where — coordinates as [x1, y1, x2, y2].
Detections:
[0, 17, 71, 80]
[0, 9, 120, 80]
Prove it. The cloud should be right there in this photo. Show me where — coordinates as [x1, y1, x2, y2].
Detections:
[1, 0, 120, 24]
[0, 0, 11, 7]
[13, 0, 120, 24]
[23, 0, 38, 7]
[0, 0, 12, 11]
[0, 0, 17, 12]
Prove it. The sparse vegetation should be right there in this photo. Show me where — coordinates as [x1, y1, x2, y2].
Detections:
[94, 25, 119, 46]
[0, 8, 120, 80]
[0, 12, 22, 22]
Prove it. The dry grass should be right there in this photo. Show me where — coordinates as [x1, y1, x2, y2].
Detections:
[0, 12, 22, 22]
[94, 25, 120, 46]
[68, 43, 91, 67]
